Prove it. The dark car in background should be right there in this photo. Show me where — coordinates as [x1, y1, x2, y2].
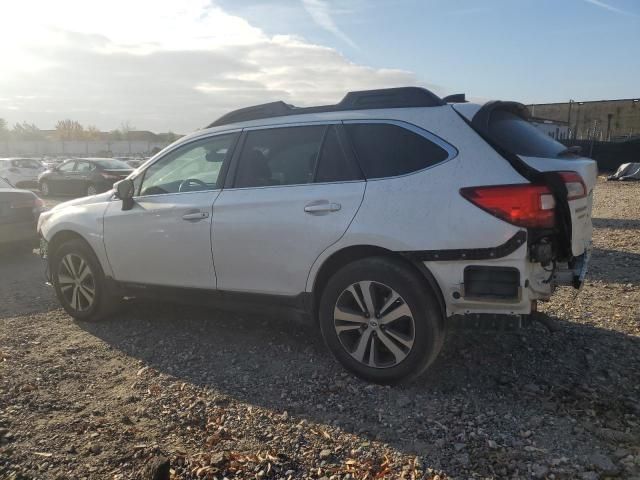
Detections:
[0, 177, 45, 249]
[38, 158, 133, 197]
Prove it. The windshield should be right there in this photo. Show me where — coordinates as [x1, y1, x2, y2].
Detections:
[94, 159, 132, 169]
[488, 110, 566, 159]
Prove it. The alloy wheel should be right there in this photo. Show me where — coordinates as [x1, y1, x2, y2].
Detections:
[57, 253, 96, 312]
[333, 281, 415, 368]
[41, 182, 49, 196]
[87, 185, 97, 196]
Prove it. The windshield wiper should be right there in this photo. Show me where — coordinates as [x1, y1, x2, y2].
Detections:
[557, 145, 582, 157]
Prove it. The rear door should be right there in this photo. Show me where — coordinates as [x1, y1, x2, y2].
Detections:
[212, 123, 365, 295]
[50, 160, 77, 194]
[74, 160, 96, 195]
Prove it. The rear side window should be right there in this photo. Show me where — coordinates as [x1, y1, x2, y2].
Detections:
[488, 110, 565, 158]
[315, 125, 362, 183]
[235, 126, 325, 188]
[345, 123, 449, 179]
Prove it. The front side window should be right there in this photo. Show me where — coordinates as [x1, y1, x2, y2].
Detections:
[139, 133, 238, 196]
[234, 126, 325, 188]
[345, 123, 449, 179]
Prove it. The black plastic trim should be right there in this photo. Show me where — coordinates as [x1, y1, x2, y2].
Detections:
[207, 87, 445, 128]
[400, 231, 527, 262]
[118, 281, 314, 317]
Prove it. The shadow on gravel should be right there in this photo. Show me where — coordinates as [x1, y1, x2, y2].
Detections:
[79, 301, 640, 457]
[588, 247, 640, 286]
[592, 217, 640, 230]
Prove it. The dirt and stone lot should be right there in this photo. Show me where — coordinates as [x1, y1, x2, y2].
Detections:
[1, 180, 639, 479]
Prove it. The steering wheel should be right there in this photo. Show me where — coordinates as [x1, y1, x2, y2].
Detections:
[178, 178, 208, 192]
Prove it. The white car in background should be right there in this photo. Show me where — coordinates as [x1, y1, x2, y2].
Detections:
[37, 87, 597, 384]
[0, 158, 46, 188]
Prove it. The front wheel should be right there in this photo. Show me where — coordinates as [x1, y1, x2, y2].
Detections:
[319, 257, 444, 385]
[50, 238, 120, 321]
[40, 181, 50, 197]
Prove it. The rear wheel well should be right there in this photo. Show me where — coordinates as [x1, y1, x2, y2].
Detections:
[311, 245, 446, 323]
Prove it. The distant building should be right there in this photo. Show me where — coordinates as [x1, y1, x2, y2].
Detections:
[529, 117, 569, 140]
[528, 98, 640, 142]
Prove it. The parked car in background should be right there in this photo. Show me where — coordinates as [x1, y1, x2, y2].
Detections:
[0, 158, 46, 188]
[38, 158, 133, 197]
[38, 87, 597, 384]
[126, 159, 144, 169]
[0, 177, 45, 249]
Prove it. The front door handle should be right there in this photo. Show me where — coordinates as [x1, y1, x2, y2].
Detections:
[182, 211, 210, 221]
[304, 202, 341, 214]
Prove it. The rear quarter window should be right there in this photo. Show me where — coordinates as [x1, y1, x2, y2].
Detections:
[344, 123, 450, 179]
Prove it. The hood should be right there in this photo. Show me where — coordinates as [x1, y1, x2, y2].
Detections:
[50, 190, 114, 212]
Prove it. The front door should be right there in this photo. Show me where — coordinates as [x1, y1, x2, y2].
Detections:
[212, 124, 365, 296]
[103, 132, 239, 289]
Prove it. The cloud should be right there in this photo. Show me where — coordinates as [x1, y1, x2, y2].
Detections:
[582, 0, 639, 18]
[0, 2, 426, 132]
[301, 0, 358, 49]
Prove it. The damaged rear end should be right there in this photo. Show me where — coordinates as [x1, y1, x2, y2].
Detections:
[453, 100, 597, 305]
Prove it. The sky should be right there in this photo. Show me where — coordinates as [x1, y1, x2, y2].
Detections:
[0, 0, 638, 132]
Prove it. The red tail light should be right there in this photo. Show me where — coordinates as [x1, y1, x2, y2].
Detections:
[460, 184, 556, 228]
[101, 173, 120, 180]
[558, 171, 587, 200]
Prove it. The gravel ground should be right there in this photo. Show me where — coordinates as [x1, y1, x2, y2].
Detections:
[1, 180, 639, 479]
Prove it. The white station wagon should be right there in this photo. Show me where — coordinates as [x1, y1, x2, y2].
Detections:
[38, 87, 596, 383]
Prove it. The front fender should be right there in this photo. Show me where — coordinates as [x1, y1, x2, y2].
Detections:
[39, 199, 113, 277]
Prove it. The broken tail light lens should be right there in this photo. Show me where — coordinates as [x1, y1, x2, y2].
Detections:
[460, 184, 556, 229]
[558, 171, 587, 200]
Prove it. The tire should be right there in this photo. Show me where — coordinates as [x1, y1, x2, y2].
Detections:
[86, 184, 98, 196]
[50, 238, 120, 321]
[319, 256, 444, 385]
[40, 181, 50, 197]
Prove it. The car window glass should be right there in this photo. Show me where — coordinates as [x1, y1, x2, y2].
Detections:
[235, 125, 324, 188]
[488, 110, 566, 159]
[139, 133, 237, 196]
[58, 161, 76, 172]
[15, 159, 42, 169]
[76, 162, 94, 172]
[315, 125, 361, 183]
[345, 123, 449, 179]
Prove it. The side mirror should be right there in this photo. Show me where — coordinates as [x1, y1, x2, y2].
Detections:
[114, 178, 135, 211]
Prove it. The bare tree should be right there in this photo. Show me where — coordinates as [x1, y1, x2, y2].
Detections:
[55, 119, 85, 141]
[84, 125, 101, 141]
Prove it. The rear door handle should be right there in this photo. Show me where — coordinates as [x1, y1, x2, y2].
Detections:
[182, 211, 210, 221]
[304, 202, 341, 213]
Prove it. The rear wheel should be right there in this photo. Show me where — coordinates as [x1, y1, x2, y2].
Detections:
[50, 239, 120, 321]
[86, 184, 98, 196]
[40, 181, 50, 196]
[319, 257, 444, 384]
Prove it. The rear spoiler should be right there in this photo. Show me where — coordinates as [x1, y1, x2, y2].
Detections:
[470, 101, 530, 137]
